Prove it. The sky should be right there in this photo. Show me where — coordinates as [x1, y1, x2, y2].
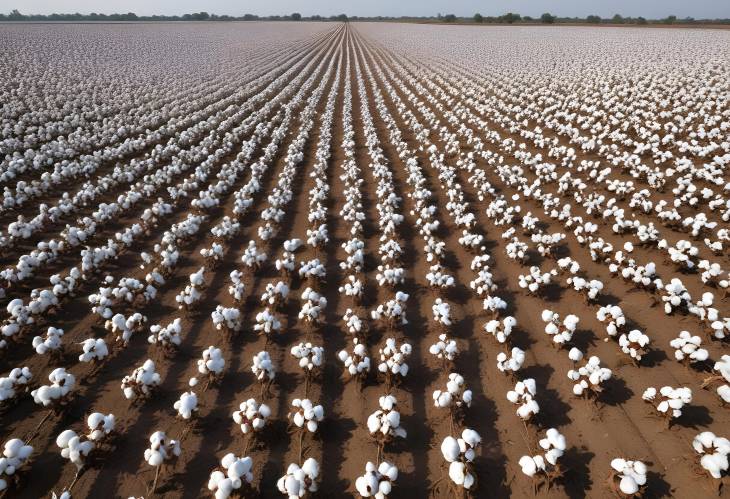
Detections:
[2, 0, 728, 19]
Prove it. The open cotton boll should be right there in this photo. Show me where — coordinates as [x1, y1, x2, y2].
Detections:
[507, 379, 539, 420]
[174, 391, 198, 420]
[497, 347, 525, 374]
[233, 398, 271, 434]
[610, 458, 647, 496]
[31, 367, 75, 407]
[198, 346, 225, 379]
[0, 366, 32, 402]
[208, 453, 253, 499]
[121, 359, 160, 400]
[433, 373, 472, 409]
[277, 458, 319, 497]
[692, 431, 730, 479]
[290, 342, 324, 371]
[355, 461, 398, 498]
[252, 351, 276, 381]
[1, 438, 33, 490]
[78, 338, 108, 363]
[289, 398, 324, 433]
[56, 429, 94, 470]
[568, 347, 583, 362]
[429, 333, 458, 362]
[367, 395, 406, 441]
[86, 412, 115, 441]
[484, 316, 516, 343]
[144, 431, 180, 467]
[441, 429, 480, 489]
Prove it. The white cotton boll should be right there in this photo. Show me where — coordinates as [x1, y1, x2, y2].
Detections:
[174, 391, 198, 420]
[619, 476, 639, 495]
[568, 348, 583, 362]
[441, 436, 460, 462]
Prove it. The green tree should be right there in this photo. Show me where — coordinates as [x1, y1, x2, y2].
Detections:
[291, 12, 302, 20]
[500, 12, 521, 23]
[443, 14, 457, 22]
[637, 16, 648, 24]
[473, 13, 483, 23]
[612, 14, 624, 24]
[541, 12, 556, 24]
[586, 14, 601, 23]
[664, 15, 677, 24]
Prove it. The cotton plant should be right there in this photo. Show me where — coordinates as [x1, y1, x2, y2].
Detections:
[642, 386, 692, 426]
[482, 295, 507, 318]
[609, 458, 647, 496]
[176, 267, 205, 312]
[367, 395, 407, 446]
[338, 338, 371, 385]
[377, 338, 412, 388]
[541, 310, 579, 346]
[506, 379, 540, 421]
[428, 333, 458, 366]
[670, 331, 709, 365]
[371, 292, 409, 328]
[355, 461, 398, 498]
[291, 342, 324, 372]
[121, 359, 160, 401]
[86, 412, 115, 442]
[207, 453, 254, 499]
[289, 398, 324, 433]
[56, 429, 94, 471]
[174, 391, 198, 420]
[227, 270, 246, 305]
[31, 326, 64, 356]
[339, 275, 364, 302]
[0, 438, 33, 492]
[147, 318, 183, 353]
[518, 428, 567, 490]
[342, 308, 364, 336]
[31, 367, 75, 408]
[144, 431, 181, 493]
[78, 338, 108, 364]
[277, 458, 319, 498]
[618, 329, 650, 363]
[298, 287, 327, 327]
[568, 356, 612, 399]
[197, 346, 225, 385]
[260, 281, 290, 308]
[596, 305, 626, 337]
[497, 347, 525, 375]
[211, 305, 242, 336]
[517, 266, 556, 295]
[484, 316, 516, 343]
[431, 298, 453, 328]
[703, 355, 730, 405]
[254, 307, 282, 338]
[433, 373, 473, 413]
[440, 429, 481, 490]
[0, 366, 32, 403]
[692, 431, 729, 481]
[232, 398, 271, 435]
[566, 276, 604, 302]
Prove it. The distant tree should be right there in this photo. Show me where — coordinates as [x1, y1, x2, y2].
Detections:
[500, 12, 521, 24]
[291, 12, 302, 20]
[335, 13, 348, 21]
[612, 14, 624, 24]
[540, 12, 556, 24]
[242, 14, 258, 20]
[8, 9, 24, 20]
[664, 15, 677, 24]
[473, 13, 483, 23]
[637, 16, 648, 24]
[586, 14, 601, 23]
[522, 15, 533, 21]
[443, 14, 457, 22]
[310, 14, 322, 20]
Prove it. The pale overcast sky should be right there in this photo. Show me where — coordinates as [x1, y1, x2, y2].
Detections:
[2, 0, 728, 19]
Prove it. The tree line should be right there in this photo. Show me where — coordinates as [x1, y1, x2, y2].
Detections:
[0, 9, 727, 25]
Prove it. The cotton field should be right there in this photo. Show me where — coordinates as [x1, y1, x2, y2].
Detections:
[0, 20, 729, 498]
